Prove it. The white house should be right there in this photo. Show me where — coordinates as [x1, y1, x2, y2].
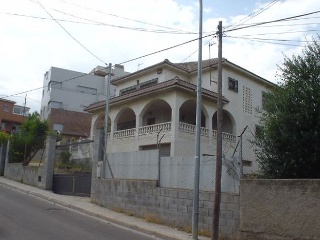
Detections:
[40, 64, 129, 142]
[85, 58, 275, 173]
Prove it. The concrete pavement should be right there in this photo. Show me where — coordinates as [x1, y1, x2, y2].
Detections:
[0, 177, 210, 240]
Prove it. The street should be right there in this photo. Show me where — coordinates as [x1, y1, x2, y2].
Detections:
[0, 185, 162, 240]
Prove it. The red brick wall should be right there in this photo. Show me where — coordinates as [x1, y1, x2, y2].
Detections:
[48, 109, 92, 137]
[0, 100, 26, 132]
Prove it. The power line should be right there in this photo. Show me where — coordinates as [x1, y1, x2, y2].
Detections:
[225, 36, 309, 47]
[0, 11, 207, 35]
[224, 10, 320, 33]
[119, 32, 216, 65]
[52, 8, 197, 34]
[0, 73, 89, 100]
[226, 0, 280, 31]
[35, 0, 107, 65]
[228, 29, 320, 38]
[2, 9, 320, 101]
[54, 0, 192, 34]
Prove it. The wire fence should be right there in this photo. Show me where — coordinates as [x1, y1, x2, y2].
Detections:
[65, 127, 258, 193]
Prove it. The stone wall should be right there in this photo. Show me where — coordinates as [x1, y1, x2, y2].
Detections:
[4, 135, 56, 190]
[239, 179, 320, 240]
[4, 163, 42, 187]
[91, 178, 240, 239]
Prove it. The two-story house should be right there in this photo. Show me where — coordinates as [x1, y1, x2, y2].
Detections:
[85, 58, 275, 173]
[0, 99, 30, 133]
[40, 64, 129, 143]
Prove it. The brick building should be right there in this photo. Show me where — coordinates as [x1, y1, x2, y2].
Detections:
[40, 65, 129, 143]
[0, 99, 30, 133]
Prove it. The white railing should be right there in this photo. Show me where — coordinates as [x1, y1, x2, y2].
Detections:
[113, 128, 136, 139]
[212, 130, 236, 143]
[179, 122, 209, 136]
[139, 122, 171, 135]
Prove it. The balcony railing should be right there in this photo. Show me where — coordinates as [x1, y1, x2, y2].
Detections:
[212, 130, 236, 143]
[179, 122, 209, 137]
[139, 122, 171, 135]
[113, 128, 136, 139]
[111, 122, 236, 142]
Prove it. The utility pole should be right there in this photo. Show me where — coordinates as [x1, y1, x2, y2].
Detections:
[103, 63, 113, 178]
[192, 0, 203, 239]
[212, 21, 223, 240]
[23, 94, 27, 117]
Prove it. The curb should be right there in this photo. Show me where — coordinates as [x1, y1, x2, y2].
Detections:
[0, 181, 191, 240]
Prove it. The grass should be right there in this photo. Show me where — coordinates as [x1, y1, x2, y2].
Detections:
[144, 214, 163, 225]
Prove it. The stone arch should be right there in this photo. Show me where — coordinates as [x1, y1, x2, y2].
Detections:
[114, 107, 136, 130]
[93, 113, 111, 132]
[179, 99, 207, 127]
[140, 99, 172, 126]
[212, 110, 235, 134]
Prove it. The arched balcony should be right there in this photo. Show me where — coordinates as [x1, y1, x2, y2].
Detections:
[179, 99, 208, 136]
[114, 108, 136, 138]
[212, 110, 236, 142]
[139, 99, 172, 135]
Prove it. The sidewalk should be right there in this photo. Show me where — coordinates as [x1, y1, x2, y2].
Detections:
[0, 177, 210, 240]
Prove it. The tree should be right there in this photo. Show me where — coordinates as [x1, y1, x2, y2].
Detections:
[255, 37, 320, 179]
[9, 112, 49, 166]
[0, 130, 9, 144]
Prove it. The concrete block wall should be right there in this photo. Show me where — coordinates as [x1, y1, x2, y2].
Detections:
[3, 135, 56, 190]
[239, 179, 320, 240]
[91, 179, 239, 239]
[4, 163, 43, 186]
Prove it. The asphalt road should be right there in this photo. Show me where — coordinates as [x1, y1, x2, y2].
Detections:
[0, 185, 162, 240]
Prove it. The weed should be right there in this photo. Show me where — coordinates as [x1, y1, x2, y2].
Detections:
[144, 214, 163, 224]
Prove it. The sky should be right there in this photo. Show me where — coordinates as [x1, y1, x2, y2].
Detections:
[0, 0, 320, 113]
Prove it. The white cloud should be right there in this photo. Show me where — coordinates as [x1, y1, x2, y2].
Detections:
[0, 0, 319, 112]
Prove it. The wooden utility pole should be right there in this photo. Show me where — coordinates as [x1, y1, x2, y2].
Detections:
[212, 21, 223, 240]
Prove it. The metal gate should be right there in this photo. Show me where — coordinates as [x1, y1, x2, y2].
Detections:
[53, 140, 93, 196]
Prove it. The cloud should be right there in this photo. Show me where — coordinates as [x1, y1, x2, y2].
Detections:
[0, 0, 319, 112]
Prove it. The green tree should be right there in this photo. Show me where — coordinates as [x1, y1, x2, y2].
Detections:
[255, 37, 320, 179]
[0, 131, 10, 144]
[9, 112, 49, 166]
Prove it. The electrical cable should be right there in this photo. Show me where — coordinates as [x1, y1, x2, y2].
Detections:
[224, 10, 320, 33]
[52, 8, 197, 34]
[53, 0, 192, 34]
[226, 0, 280, 31]
[35, 0, 107, 65]
[2, 9, 320, 101]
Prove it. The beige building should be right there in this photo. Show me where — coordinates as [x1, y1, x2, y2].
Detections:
[40, 65, 129, 143]
[85, 58, 275, 173]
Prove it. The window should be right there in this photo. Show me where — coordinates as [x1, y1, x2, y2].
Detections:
[119, 78, 159, 96]
[228, 77, 238, 92]
[243, 86, 252, 114]
[140, 78, 158, 89]
[3, 105, 9, 112]
[77, 86, 97, 95]
[13, 106, 25, 115]
[119, 85, 137, 96]
[53, 123, 64, 132]
[49, 101, 63, 109]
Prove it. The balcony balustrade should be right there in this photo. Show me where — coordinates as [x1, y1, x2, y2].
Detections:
[139, 122, 171, 135]
[111, 122, 236, 142]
